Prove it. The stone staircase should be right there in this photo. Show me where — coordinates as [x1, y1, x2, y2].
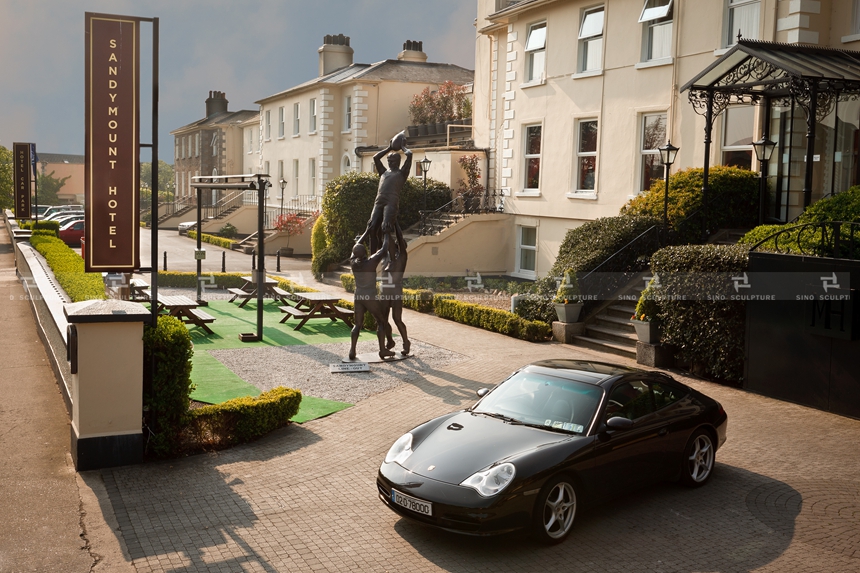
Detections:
[232, 230, 277, 252]
[158, 204, 194, 225]
[708, 228, 751, 245]
[572, 274, 650, 360]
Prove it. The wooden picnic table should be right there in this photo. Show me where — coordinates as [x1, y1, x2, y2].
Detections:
[129, 278, 150, 301]
[279, 291, 355, 331]
[228, 275, 291, 308]
[155, 294, 216, 334]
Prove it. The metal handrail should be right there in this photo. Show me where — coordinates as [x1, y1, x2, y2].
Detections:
[749, 220, 860, 259]
[418, 190, 505, 236]
[578, 225, 662, 283]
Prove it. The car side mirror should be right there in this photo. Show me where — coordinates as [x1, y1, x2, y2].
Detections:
[476, 388, 489, 398]
[605, 416, 634, 431]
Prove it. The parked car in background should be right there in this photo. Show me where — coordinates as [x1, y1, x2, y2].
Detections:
[53, 214, 85, 227]
[178, 221, 197, 236]
[45, 210, 84, 222]
[41, 205, 82, 220]
[58, 219, 85, 246]
[378, 360, 728, 543]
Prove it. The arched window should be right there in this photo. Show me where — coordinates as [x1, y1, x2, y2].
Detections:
[342, 155, 352, 175]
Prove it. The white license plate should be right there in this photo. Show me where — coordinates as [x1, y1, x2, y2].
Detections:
[391, 489, 433, 516]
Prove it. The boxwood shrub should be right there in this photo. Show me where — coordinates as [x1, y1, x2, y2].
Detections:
[339, 274, 434, 313]
[184, 386, 302, 449]
[143, 315, 194, 456]
[187, 230, 238, 249]
[29, 235, 106, 301]
[649, 244, 749, 382]
[434, 296, 550, 342]
[155, 271, 315, 294]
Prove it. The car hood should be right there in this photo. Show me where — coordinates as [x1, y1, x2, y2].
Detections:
[400, 411, 568, 484]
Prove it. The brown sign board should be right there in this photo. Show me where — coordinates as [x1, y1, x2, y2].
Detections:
[13, 143, 33, 219]
[84, 13, 141, 272]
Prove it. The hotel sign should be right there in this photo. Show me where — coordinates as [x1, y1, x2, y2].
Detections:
[84, 13, 140, 272]
[13, 142, 32, 219]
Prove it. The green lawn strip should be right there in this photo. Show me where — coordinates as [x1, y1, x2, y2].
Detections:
[190, 351, 261, 404]
[291, 396, 353, 424]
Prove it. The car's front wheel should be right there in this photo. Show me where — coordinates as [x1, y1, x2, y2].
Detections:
[532, 475, 577, 544]
[680, 429, 715, 487]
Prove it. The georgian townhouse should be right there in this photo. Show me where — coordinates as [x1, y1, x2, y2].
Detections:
[469, 0, 860, 280]
[249, 35, 473, 207]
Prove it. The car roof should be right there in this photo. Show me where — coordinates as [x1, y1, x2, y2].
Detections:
[522, 360, 643, 386]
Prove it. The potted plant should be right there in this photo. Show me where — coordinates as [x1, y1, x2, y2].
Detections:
[553, 270, 583, 323]
[273, 212, 309, 256]
[409, 88, 432, 136]
[631, 281, 661, 344]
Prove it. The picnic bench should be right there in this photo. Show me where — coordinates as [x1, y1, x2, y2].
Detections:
[278, 291, 354, 330]
[130, 278, 150, 301]
[155, 294, 215, 334]
[228, 276, 292, 307]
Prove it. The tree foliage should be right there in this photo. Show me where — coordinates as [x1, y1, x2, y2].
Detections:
[36, 170, 70, 205]
[0, 145, 12, 211]
[140, 160, 176, 206]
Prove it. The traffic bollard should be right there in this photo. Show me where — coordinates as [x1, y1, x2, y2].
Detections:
[276, 251, 281, 272]
[221, 251, 226, 273]
[163, 251, 167, 271]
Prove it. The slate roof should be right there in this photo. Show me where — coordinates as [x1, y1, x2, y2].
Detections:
[37, 153, 85, 164]
[170, 109, 259, 135]
[256, 59, 474, 104]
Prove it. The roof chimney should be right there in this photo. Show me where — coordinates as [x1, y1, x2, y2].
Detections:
[318, 34, 354, 77]
[397, 40, 427, 63]
[205, 91, 229, 117]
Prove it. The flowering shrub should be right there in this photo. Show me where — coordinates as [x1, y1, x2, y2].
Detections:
[273, 211, 317, 247]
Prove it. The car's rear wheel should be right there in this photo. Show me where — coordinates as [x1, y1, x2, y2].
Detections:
[680, 429, 715, 487]
[532, 475, 577, 544]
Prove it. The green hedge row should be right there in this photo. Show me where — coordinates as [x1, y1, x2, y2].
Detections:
[155, 271, 315, 295]
[433, 296, 550, 342]
[20, 220, 61, 237]
[29, 235, 106, 302]
[649, 244, 749, 382]
[339, 274, 435, 313]
[187, 230, 238, 249]
[184, 387, 302, 449]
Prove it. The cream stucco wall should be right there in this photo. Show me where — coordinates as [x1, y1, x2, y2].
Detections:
[406, 213, 513, 276]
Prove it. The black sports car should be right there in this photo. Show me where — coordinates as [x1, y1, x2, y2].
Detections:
[377, 360, 727, 543]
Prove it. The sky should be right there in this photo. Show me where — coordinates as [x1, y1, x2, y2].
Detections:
[0, 0, 477, 162]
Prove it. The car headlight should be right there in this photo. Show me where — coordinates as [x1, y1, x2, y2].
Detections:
[384, 433, 413, 465]
[460, 463, 516, 497]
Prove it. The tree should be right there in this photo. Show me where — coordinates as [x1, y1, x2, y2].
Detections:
[140, 160, 175, 203]
[36, 170, 70, 205]
[0, 145, 12, 211]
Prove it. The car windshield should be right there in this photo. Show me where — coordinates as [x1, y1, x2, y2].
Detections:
[472, 370, 604, 434]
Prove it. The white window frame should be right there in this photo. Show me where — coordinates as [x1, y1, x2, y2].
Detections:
[578, 6, 605, 73]
[278, 106, 285, 138]
[522, 123, 542, 194]
[725, 0, 760, 47]
[293, 103, 300, 136]
[264, 161, 270, 178]
[639, 112, 667, 194]
[278, 160, 284, 182]
[855, 0, 860, 35]
[309, 98, 317, 133]
[525, 22, 547, 84]
[344, 96, 352, 131]
[247, 128, 253, 154]
[265, 110, 271, 140]
[293, 159, 300, 196]
[195, 133, 200, 156]
[720, 106, 755, 169]
[639, 0, 673, 62]
[342, 155, 352, 175]
[211, 132, 218, 157]
[574, 119, 599, 193]
[309, 158, 316, 195]
[516, 225, 538, 278]
[174, 138, 179, 161]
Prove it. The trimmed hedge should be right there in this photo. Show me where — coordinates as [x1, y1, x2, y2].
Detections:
[184, 386, 302, 449]
[143, 315, 195, 456]
[623, 166, 760, 244]
[339, 274, 434, 313]
[187, 230, 238, 249]
[433, 296, 550, 342]
[155, 271, 315, 294]
[649, 244, 749, 382]
[341, 273, 356, 292]
[29, 235, 106, 301]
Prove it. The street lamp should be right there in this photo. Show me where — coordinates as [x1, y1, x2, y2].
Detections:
[752, 136, 776, 225]
[420, 156, 432, 213]
[658, 140, 679, 242]
[279, 178, 286, 219]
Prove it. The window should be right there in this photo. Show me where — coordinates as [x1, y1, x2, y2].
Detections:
[264, 161, 270, 177]
[578, 6, 604, 72]
[181, 136, 186, 159]
[309, 158, 316, 194]
[265, 110, 271, 140]
[211, 132, 218, 157]
[726, 0, 760, 45]
[640, 0, 673, 61]
[278, 106, 285, 138]
[525, 22, 547, 83]
[195, 133, 200, 156]
[518, 226, 537, 276]
[652, 380, 684, 410]
[854, 0, 860, 35]
[721, 106, 755, 169]
[524, 124, 542, 191]
[248, 128, 253, 153]
[576, 119, 598, 192]
[640, 113, 667, 193]
[293, 103, 300, 135]
[278, 160, 284, 181]
[309, 99, 317, 132]
[605, 380, 655, 421]
[342, 155, 351, 175]
[293, 159, 299, 194]
[344, 96, 352, 131]
[174, 138, 179, 161]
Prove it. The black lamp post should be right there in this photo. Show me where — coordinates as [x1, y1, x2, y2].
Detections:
[420, 156, 432, 212]
[752, 136, 776, 225]
[658, 141, 679, 242]
[279, 177, 286, 219]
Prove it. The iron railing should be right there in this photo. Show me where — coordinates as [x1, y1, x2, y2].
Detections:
[750, 221, 860, 260]
[418, 189, 505, 236]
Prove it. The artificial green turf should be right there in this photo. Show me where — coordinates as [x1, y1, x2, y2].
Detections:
[291, 396, 353, 424]
[190, 351, 260, 404]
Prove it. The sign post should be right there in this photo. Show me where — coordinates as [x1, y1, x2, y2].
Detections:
[13, 143, 33, 219]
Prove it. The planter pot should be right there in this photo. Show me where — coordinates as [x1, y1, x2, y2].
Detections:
[279, 247, 294, 257]
[407, 125, 419, 137]
[418, 124, 429, 136]
[554, 302, 584, 323]
[631, 320, 660, 344]
[435, 122, 446, 136]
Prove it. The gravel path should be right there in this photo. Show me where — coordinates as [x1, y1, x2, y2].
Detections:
[210, 339, 465, 404]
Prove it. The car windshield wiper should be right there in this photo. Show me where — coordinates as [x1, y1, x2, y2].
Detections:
[472, 411, 524, 424]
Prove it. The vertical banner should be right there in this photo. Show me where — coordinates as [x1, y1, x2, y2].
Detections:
[85, 13, 141, 272]
[13, 143, 33, 219]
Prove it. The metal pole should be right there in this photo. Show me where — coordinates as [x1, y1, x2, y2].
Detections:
[150, 18, 160, 327]
[663, 164, 670, 245]
[760, 99, 771, 225]
[803, 84, 818, 209]
[163, 251, 167, 271]
[702, 90, 713, 240]
[276, 250, 281, 272]
[196, 185, 202, 303]
[221, 250, 226, 273]
[256, 174, 266, 341]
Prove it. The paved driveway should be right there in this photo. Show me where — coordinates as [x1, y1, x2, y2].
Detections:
[86, 306, 860, 573]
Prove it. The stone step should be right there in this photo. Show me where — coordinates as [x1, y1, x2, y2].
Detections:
[584, 323, 639, 345]
[592, 314, 636, 331]
[572, 335, 637, 360]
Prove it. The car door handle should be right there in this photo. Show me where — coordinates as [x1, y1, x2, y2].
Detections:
[658, 427, 668, 437]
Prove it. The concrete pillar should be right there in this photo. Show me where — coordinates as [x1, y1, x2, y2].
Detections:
[64, 299, 149, 470]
